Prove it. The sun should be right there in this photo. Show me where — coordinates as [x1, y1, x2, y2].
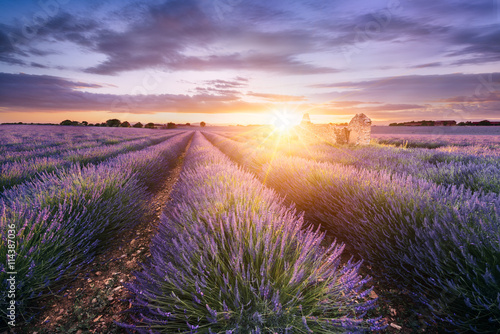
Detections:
[270, 109, 299, 132]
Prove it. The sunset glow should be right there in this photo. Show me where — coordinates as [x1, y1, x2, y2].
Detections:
[270, 110, 300, 132]
[0, 0, 499, 125]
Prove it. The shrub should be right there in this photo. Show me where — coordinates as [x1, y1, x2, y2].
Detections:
[106, 119, 121, 127]
[60, 120, 73, 126]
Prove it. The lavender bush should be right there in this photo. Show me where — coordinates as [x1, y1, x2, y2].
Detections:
[0, 132, 192, 329]
[125, 133, 382, 333]
[205, 132, 500, 333]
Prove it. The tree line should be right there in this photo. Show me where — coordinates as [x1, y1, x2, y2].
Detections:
[60, 119, 206, 128]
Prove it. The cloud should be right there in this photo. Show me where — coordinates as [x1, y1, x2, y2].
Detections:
[0, 72, 268, 114]
[310, 73, 500, 103]
[324, 100, 382, 107]
[0, 1, 340, 75]
[438, 92, 500, 103]
[411, 62, 442, 69]
[163, 52, 338, 74]
[362, 103, 427, 111]
[246, 92, 307, 102]
[204, 78, 248, 89]
[447, 26, 500, 65]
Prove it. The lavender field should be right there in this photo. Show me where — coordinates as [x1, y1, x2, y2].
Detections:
[1, 125, 499, 333]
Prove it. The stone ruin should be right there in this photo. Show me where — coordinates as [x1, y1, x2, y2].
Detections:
[297, 113, 372, 145]
[347, 113, 372, 145]
[300, 113, 312, 125]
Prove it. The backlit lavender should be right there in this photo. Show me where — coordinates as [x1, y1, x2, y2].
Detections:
[125, 133, 382, 333]
[205, 131, 500, 333]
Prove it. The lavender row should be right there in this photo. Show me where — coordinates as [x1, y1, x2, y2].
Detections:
[124, 132, 383, 333]
[0, 133, 182, 191]
[204, 132, 500, 333]
[0, 132, 192, 329]
[0, 133, 164, 164]
[218, 130, 500, 194]
[372, 133, 500, 150]
[0, 125, 158, 153]
[294, 143, 500, 194]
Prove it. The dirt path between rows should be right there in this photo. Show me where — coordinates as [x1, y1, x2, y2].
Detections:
[16, 138, 192, 334]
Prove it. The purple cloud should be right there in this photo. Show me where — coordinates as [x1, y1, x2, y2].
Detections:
[0, 72, 267, 114]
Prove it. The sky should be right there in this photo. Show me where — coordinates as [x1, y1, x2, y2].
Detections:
[0, 0, 499, 125]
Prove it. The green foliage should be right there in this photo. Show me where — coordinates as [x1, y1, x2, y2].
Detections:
[106, 119, 121, 127]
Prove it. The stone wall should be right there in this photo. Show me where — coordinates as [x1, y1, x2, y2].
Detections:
[295, 113, 371, 145]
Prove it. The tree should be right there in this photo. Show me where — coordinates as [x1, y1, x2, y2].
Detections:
[167, 122, 176, 129]
[185, 123, 191, 126]
[478, 120, 492, 126]
[120, 121, 131, 127]
[145, 122, 156, 129]
[82, 121, 88, 126]
[60, 119, 73, 126]
[133, 122, 143, 128]
[106, 119, 121, 127]
[200, 121, 206, 127]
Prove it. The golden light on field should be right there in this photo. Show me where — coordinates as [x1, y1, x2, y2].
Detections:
[270, 109, 300, 132]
